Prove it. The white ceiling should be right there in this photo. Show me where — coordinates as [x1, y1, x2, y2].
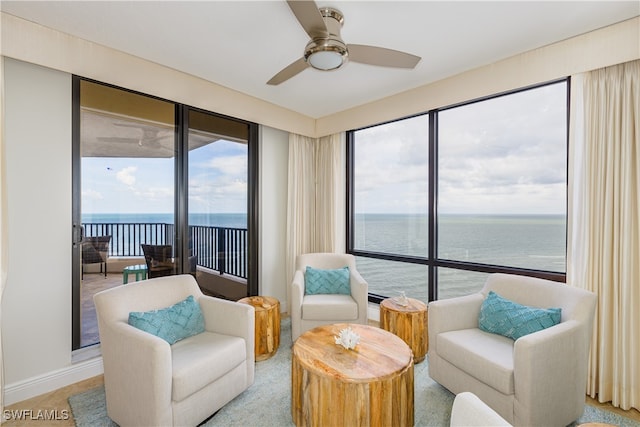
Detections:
[2, 1, 639, 118]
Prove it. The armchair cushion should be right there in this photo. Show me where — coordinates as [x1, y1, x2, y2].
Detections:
[128, 295, 205, 345]
[479, 291, 561, 340]
[171, 331, 247, 401]
[438, 328, 515, 394]
[304, 266, 351, 295]
[302, 294, 358, 320]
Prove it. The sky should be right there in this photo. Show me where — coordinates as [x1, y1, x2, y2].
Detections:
[354, 81, 568, 215]
[82, 140, 247, 215]
[83, 81, 567, 217]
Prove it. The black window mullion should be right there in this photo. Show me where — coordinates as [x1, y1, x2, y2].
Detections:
[428, 110, 438, 302]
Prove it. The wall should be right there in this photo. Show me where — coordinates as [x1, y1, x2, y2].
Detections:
[258, 126, 289, 307]
[316, 17, 640, 136]
[0, 12, 316, 138]
[1, 13, 638, 139]
[0, 59, 292, 404]
[2, 59, 78, 399]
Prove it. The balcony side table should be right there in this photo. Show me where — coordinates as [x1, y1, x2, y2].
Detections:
[380, 296, 428, 363]
[238, 296, 280, 361]
[122, 264, 147, 284]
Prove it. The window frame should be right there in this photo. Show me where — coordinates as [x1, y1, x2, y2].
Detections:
[347, 78, 570, 304]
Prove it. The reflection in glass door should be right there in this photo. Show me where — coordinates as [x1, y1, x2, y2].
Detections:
[74, 80, 176, 348]
[73, 80, 258, 350]
[187, 109, 249, 300]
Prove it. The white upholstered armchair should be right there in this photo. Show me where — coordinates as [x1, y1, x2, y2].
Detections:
[291, 253, 368, 341]
[94, 274, 255, 426]
[429, 273, 596, 427]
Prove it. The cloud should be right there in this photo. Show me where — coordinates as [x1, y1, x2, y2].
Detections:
[353, 82, 567, 214]
[133, 186, 173, 200]
[205, 154, 247, 177]
[81, 189, 103, 200]
[116, 166, 137, 186]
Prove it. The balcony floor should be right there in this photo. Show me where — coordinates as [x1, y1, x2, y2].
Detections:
[80, 272, 124, 348]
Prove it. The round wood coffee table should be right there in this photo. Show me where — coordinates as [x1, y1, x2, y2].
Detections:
[291, 323, 414, 427]
[238, 296, 280, 361]
[380, 297, 428, 363]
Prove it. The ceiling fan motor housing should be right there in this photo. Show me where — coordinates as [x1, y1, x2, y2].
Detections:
[304, 7, 348, 71]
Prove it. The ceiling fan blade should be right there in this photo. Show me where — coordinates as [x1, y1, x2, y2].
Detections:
[348, 44, 421, 69]
[267, 57, 309, 85]
[287, 0, 328, 39]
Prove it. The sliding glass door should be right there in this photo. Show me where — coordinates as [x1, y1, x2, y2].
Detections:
[72, 79, 258, 350]
[75, 80, 176, 348]
[186, 109, 249, 300]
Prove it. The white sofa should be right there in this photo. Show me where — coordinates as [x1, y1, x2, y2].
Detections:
[429, 273, 597, 427]
[290, 252, 368, 341]
[94, 274, 255, 426]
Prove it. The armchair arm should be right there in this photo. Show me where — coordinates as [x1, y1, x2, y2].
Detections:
[199, 295, 254, 337]
[428, 293, 484, 353]
[428, 293, 484, 334]
[291, 270, 305, 321]
[513, 320, 586, 425]
[100, 321, 173, 426]
[198, 295, 255, 374]
[349, 269, 368, 317]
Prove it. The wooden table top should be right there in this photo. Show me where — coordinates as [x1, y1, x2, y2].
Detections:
[292, 323, 413, 383]
[238, 296, 279, 311]
[380, 297, 427, 313]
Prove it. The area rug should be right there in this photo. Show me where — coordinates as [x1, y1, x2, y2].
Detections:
[70, 317, 640, 426]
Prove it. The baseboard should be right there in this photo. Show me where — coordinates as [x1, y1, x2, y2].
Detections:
[3, 356, 104, 406]
[368, 303, 381, 323]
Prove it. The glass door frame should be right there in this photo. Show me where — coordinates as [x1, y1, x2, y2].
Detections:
[71, 76, 259, 350]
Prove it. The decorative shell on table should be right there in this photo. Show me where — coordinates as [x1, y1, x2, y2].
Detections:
[334, 326, 361, 350]
[392, 291, 409, 307]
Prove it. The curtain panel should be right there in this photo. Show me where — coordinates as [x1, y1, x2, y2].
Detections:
[285, 132, 346, 312]
[568, 59, 640, 411]
[0, 56, 8, 415]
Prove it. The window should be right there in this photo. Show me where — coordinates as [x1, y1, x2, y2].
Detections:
[348, 80, 568, 303]
[350, 115, 429, 300]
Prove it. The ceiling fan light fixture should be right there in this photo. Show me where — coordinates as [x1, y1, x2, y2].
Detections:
[267, 1, 421, 85]
[304, 38, 348, 71]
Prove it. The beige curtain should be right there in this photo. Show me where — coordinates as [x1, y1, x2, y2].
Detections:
[285, 132, 345, 311]
[567, 59, 640, 411]
[0, 56, 8, 415]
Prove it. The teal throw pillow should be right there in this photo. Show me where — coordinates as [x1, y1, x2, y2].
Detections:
[304, 266, 351, 295]
[479, 291, 561, 340]
[128, 295, 205, 344]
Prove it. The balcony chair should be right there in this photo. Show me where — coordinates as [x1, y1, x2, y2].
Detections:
[141, 244, 175, 278]
[94, 274, 255, 426]
[81, 235, 111, 279]
[290, 252, 368, 341]
[428, 273, 597, 427]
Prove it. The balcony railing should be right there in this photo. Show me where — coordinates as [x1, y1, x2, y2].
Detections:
[82, 222, 247, 279]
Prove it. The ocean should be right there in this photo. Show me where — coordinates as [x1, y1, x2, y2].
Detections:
[354, 214, 566, 301]
[82, 213, 247, 229]
[82, 213, 566, 301]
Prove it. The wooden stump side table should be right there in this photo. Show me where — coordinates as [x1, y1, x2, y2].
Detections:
[238, 296, 280, 361]
[380, 297, 428, 363]
[291, 323, 414, 427]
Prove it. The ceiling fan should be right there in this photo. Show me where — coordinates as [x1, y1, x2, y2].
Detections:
[267, 0, 421, 85]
